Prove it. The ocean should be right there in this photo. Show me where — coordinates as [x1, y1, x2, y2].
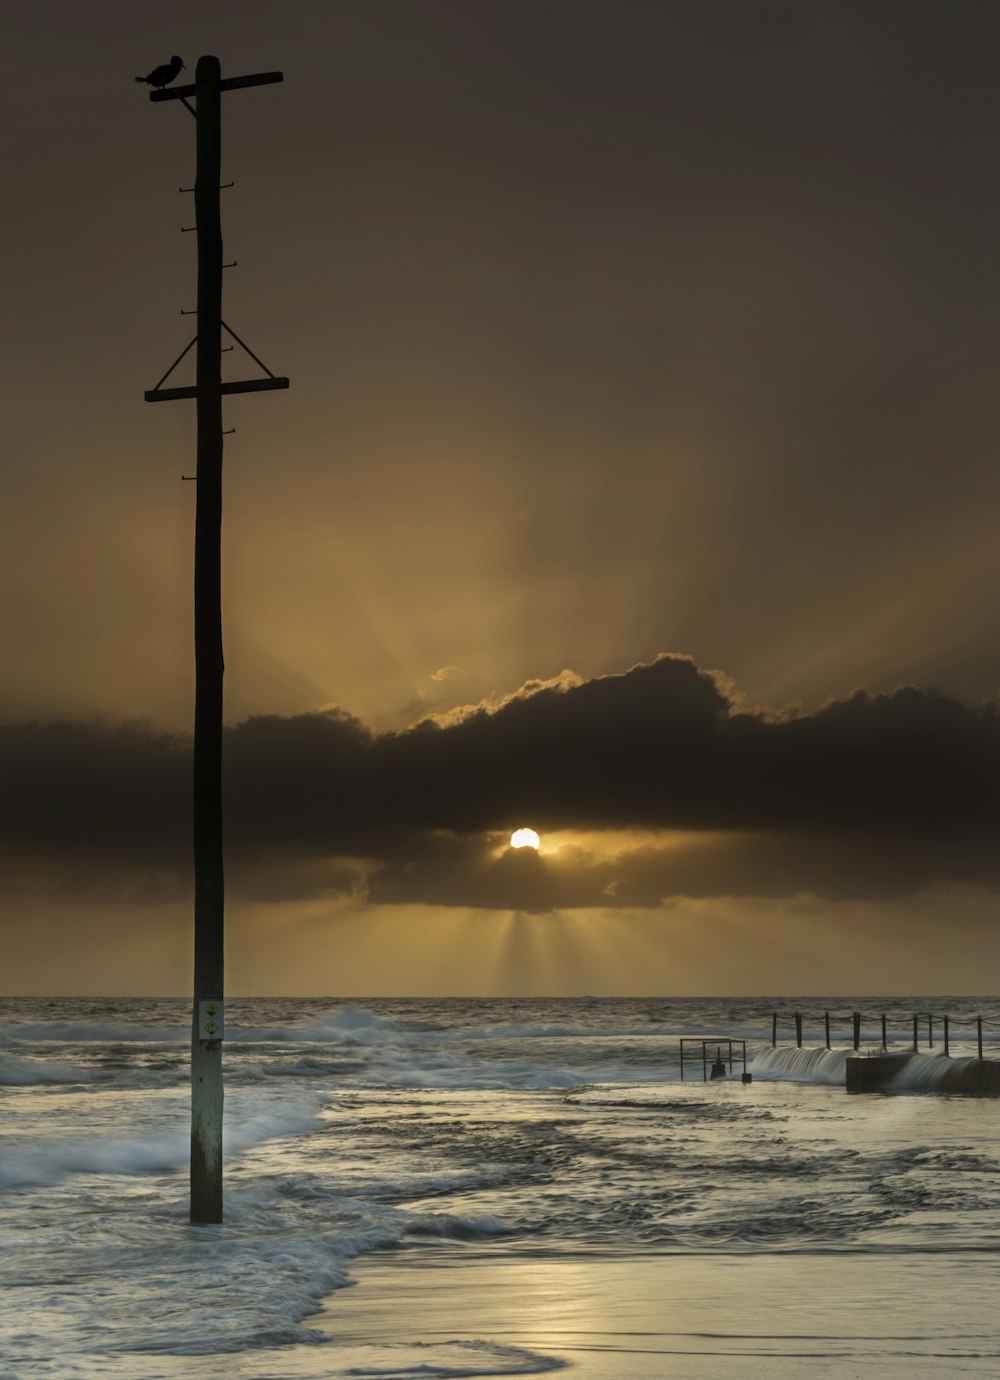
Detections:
[3, 995, 1000, 1378]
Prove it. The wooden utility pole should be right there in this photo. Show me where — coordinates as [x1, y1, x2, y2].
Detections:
[144, 55, 288, 1223]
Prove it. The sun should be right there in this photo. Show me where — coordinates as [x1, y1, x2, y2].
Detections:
[510, 828, 541, 850]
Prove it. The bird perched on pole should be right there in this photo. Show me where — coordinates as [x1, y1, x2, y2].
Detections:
[135, 56, 185, 89]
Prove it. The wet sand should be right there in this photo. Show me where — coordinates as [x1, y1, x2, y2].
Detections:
[319, 1243, 997, 1378]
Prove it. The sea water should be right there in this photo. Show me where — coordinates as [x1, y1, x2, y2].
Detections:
[3, 996, 1000, 1378]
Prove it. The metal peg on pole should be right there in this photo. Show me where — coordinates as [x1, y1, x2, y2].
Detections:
[794, 1011, 802, 1048]
[943, 1015, 949, 1058]
[825, 1011, 830, 1050]
[881, 1013, 887, 1051]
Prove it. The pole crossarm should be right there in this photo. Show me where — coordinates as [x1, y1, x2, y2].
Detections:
[145, 377, 289, 402]
[150, 71, 283, 103]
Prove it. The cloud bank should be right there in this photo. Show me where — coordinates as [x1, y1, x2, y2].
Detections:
[2, 654, 997, 908]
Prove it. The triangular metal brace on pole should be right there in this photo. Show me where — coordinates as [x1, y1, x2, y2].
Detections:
[222, 320, 278, 378]
[148, 335, 198, 394]
[144, 320, 288, 403]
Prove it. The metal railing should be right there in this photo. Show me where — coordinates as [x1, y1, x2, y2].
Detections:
[771, 1010, 995, 1059]
[680, 1037, 748, 1082]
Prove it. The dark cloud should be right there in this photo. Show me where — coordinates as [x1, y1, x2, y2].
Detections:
[0, 719, 189, 862]
[2, 655, 997, 906]
[366, 830, 1000, 913]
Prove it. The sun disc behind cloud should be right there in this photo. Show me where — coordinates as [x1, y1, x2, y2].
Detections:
[510, 828, 541, 850]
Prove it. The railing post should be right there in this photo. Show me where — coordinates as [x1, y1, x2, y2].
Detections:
[978, 1016, 984, 1061]
[825, 1011, 831, 1049]
[795, 1011, 802, 1048]
[881, 1013, 887, 1050]
[853, 1011, 861, 1051]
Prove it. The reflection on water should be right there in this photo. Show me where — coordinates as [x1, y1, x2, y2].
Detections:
[324, 1250, 1000, 1378]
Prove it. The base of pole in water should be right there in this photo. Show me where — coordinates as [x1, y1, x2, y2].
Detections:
[190, 1032, 223, 1222]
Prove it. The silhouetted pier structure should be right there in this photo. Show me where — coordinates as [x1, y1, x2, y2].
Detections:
[680, 1037, 748, 1082]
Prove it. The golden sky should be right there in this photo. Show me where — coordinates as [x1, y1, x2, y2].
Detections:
[4, 2, 1000, 994]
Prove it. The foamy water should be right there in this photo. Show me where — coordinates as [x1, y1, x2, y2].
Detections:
[3, 995, 1000, 1377]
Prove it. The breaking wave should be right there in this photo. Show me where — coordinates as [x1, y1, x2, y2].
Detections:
[0, 1094, 328, 1188]
[0, 1055, 98, 1085]
[751, 1044, 1000, 1095]
[749, 1044, 850, 1084]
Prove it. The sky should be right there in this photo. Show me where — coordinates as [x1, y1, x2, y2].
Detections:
[3, 0, 1000, 996]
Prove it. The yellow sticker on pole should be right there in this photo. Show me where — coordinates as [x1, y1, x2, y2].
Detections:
[198, 997, 224, 1041]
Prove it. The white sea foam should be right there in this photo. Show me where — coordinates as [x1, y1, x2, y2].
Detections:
[340, 1339, 567, 1376]
[0, 1092, 328, 1188]
[0, 1128, 189, 1187]
[0, 1055, 98, 1084]
[0, 1020, 188, 1043]
[263, 1003, 414, 1046]
[2, 1168, 514, 1370]
[457, 1021, 665, 1041]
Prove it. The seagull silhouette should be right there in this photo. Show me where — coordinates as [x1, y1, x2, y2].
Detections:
[135, 56, 185, 89]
